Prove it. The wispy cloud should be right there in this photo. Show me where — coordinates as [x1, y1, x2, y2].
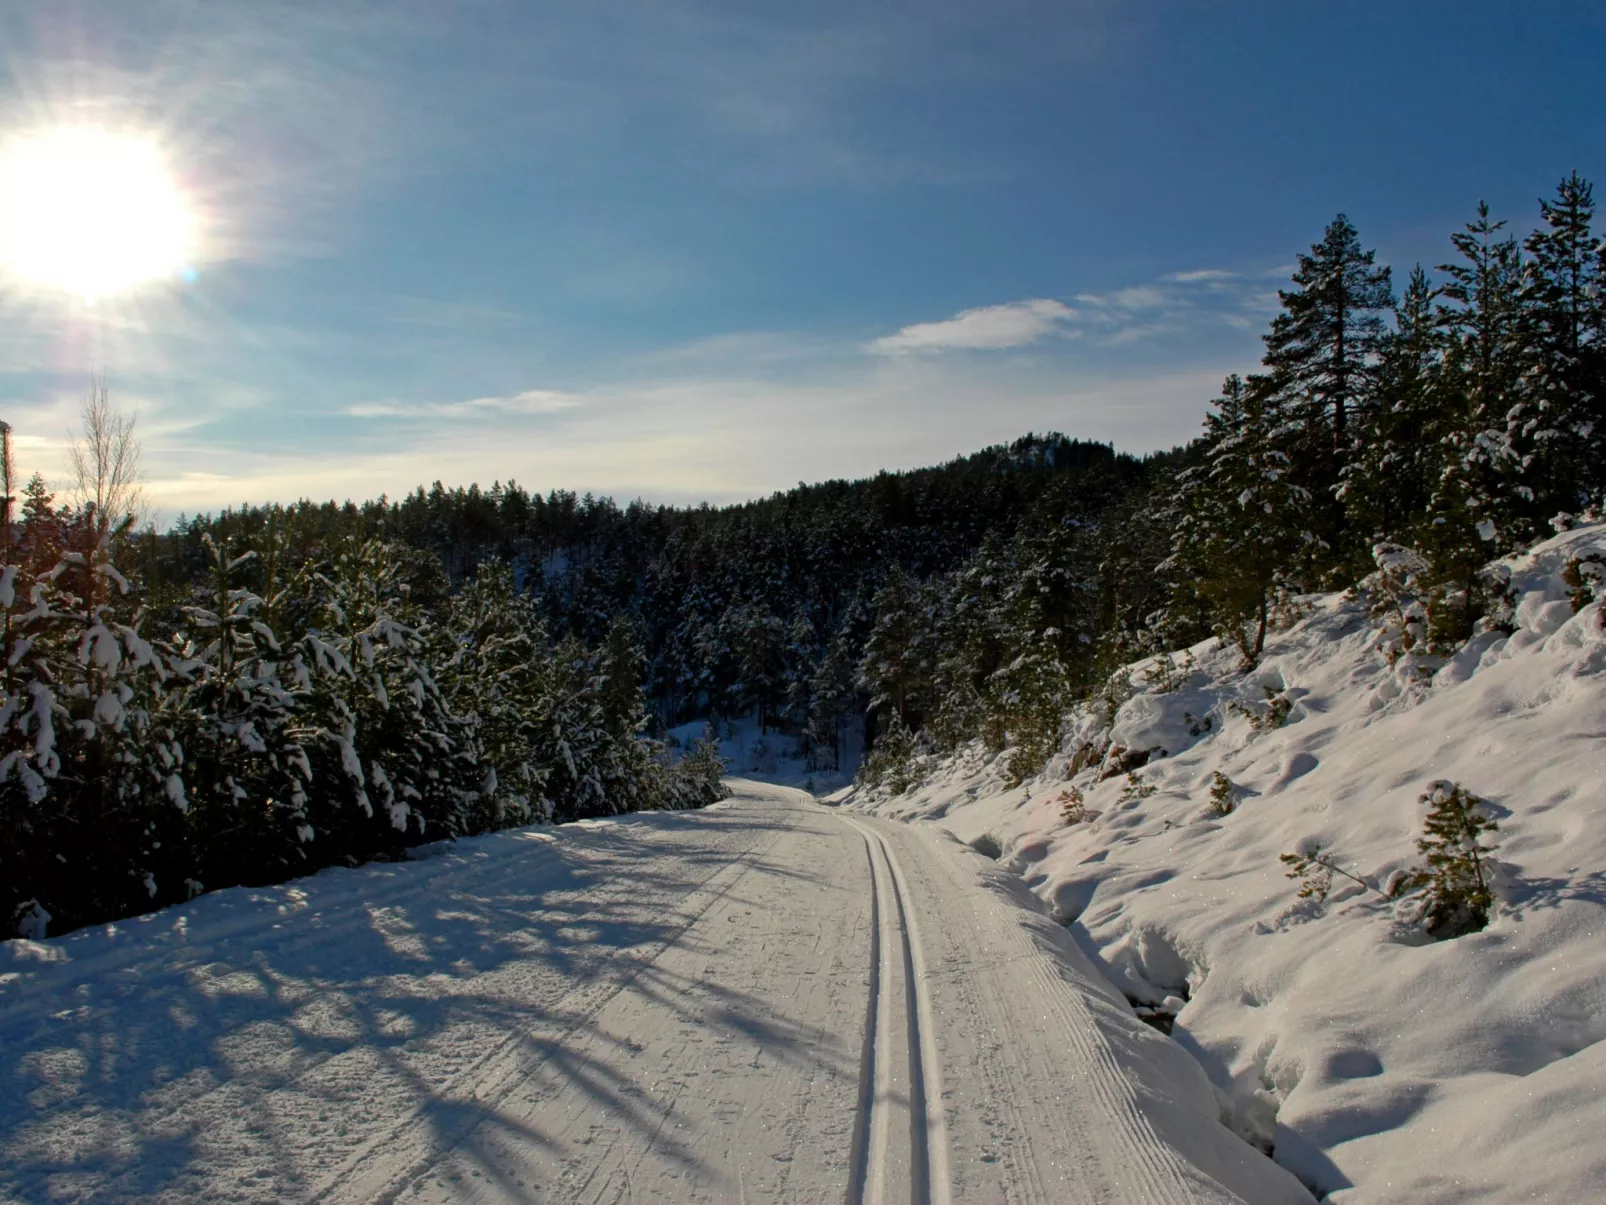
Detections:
[1165, 269, 1239, 283]
[870, 265, 1283, 355]
[143, 358, 1232, 514]
[347, 390, 583, 420]
[868, 299, 1077, 354]
[860, 259, 1291, 363]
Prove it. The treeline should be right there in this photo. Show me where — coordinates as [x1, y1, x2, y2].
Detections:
[1, 437, 727, 940]
[9, 175, 1601, 938]
[149, 174, 1606, 799]
[147, 434, 1155, 768]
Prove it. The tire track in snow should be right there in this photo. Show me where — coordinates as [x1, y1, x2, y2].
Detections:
[843, 818, 952, 1205]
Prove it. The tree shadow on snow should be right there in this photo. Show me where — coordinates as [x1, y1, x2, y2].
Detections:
[0, 803, 844, 1203]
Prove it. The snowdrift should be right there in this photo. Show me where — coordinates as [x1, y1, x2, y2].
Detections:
[845, 521, 1606, 1203]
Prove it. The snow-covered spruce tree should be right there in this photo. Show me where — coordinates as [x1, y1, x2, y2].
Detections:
[1397, 203, 1532, 647]
[928, 538, 1008, 753]
[805, 625, 859, 771]
[1167, 374, 1314, 663]
[1, 516, 179, 935]
[858, 564, 937, 767]
[1431, 202, 1533, 548]
[536, 634, 614, 822]
[1519, 173, 1605, 511]
[284, 536, 479, 863]
[856, 707, 919, 794]
[161, 532, 315, 891]
[1342, 265, 1447, 547]
[440, 560, 553, 831]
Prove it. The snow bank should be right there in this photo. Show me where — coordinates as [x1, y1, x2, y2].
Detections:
[847, 521, 1606, 1203]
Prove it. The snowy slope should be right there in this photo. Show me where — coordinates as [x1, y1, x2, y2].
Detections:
[846, 522, 1606, 1203]
[1, 780, 1307, 1204]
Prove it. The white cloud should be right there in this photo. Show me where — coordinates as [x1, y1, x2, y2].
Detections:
[868, 298, 1076, 354]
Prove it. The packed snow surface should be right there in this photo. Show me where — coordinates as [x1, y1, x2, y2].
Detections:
[847, 522, 1606, 1203]
[1, 781, 1304, 1203]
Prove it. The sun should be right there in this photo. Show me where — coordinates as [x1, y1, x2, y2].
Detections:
[0, 125, 196, 300]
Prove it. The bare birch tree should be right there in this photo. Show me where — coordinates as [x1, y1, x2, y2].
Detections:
[68, 376, 144, 540]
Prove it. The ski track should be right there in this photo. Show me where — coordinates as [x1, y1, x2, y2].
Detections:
[841, 818, 951, 1205]
[2, 780, 1273, 1204]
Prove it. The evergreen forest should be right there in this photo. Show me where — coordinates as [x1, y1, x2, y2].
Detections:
[6, 176, 1605, 939]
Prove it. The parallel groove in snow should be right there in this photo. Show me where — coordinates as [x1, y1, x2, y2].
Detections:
[843, 837, 882, 1205]
[843, 818, 953, 1205]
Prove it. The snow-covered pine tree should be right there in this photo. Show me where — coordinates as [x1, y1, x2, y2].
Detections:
[1, 512, 178, 935]
[724, 602, 787, 732]
[806, 625, 858, 771]
[1520, 173, 1604, 511]
[591, 614, 667, 814]
[928, 537, 1008, 751]
[537, 634, 614, 821]
[441, 560, 553, 831]
[857, 564, 933, 734]
[1342, 266, 1447, 547]
[1167, 374, 1313, 663]
[1262, 214, 1394, 572]
[286, 536, 478, 862]
[163, 531, 313, 890]
[781, 610, 820, 754]
[1433, 201, 1532, 547]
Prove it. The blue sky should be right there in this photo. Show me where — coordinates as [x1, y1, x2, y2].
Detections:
[1, 0, 1602, 515]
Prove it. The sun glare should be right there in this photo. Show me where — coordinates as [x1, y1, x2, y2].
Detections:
[0, 125, 196, 300]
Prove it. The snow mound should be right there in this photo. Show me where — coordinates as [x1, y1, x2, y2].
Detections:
[849, 521, 1606, 1203]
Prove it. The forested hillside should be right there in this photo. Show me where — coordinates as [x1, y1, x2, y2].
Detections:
[5, 174, 1603, 940]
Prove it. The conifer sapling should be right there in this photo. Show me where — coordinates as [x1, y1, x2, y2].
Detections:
[1206, 771, 1237, 817]
[1402, 780, 1499, 938]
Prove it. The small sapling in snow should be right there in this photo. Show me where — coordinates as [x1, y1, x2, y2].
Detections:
[1401, 780, 1499, 938]
[1056, 786, 1087, 825]
[1119, 772, 1158, 805]
[1231, 685, 1292, 734]
[1205, 771, 1237, 817]
[1279, 841, 1386, 906]
[1142, 649, 1194, 694]
[1562, 552, 1605, 613]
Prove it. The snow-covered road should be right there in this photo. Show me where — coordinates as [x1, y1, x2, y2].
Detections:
[1, 782, 1309, 1204]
